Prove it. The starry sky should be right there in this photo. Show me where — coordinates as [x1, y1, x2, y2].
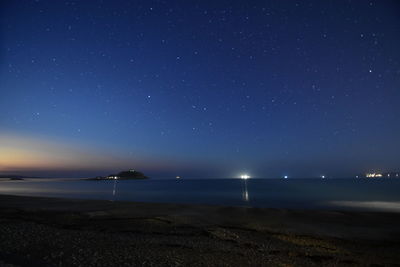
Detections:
[0, 0, 399, 178]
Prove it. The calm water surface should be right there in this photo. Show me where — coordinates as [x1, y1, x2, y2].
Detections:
[1, 178, 400, 212]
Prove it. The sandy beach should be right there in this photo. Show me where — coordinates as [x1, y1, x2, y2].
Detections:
[1, 194, 400, 266]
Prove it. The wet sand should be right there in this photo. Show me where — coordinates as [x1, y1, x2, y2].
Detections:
[1, 194, 400, 266]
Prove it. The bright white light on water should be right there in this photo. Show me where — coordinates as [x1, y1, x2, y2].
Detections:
[240, 174, 250, 179]
[321, 175, 325, 179]
[283, 175, 288, 179]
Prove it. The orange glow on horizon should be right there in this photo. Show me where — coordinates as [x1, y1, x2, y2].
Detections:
[0, 133, 146, 172]
[0, 132, 202, 176]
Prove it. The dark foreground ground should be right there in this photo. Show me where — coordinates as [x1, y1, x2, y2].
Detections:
[1, 195, 400, 266]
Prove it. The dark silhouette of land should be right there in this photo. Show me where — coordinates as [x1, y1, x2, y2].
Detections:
[115, 170, 148, 179]
[0, 175, 36, 180]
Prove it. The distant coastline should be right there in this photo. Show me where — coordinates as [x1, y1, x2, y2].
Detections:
[0, 175, 38, 180]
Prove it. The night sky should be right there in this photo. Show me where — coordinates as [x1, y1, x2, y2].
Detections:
[1, 1, 399, 178]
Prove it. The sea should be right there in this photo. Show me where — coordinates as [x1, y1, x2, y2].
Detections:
[1, 178, 400, 212]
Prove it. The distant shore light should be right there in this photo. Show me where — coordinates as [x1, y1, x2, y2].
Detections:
[240, 174, 250, 179]
[283, 175, 288, 179]
[321, 175, 325, 179]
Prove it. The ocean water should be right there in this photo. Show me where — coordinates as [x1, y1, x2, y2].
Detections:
[1, 178, 400, 212]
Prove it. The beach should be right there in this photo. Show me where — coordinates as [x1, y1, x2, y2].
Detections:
[1, 195, 400, 266]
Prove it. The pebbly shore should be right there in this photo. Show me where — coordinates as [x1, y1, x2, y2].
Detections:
[1, 194, 400, 266]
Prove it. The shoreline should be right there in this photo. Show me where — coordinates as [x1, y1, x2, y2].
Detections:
[1, 194, 400, 266]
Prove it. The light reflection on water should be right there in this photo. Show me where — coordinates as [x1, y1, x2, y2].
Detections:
[242, 179, 249, 202]
[112, 179, 117, 199]
[1, 178, 400, 212]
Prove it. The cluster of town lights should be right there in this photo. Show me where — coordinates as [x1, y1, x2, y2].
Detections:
[237, 173, 398, 179]
[366, 173, 383, 178]
[365, 173, 399, 178]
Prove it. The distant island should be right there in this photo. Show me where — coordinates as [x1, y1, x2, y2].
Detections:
[0, 175, 25, 179]
[88, 169, 149, 180]
[0, 175, 38, 180]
